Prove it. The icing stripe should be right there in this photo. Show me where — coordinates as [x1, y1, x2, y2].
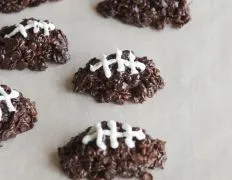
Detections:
[4, 20, 55, 38]
[82, 120, 146, 150]
[90, 49, 146, 78]
[0, 86, 19, 121]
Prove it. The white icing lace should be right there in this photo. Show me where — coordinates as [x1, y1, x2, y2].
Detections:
[82, 120, 146, 150]
[4, 20, 55, 38]
[90, 49, 146, 78]
[0, 86, 19, 121]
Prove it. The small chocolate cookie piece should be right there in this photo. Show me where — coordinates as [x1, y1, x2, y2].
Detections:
[0, 18, 70, 71]
[28, 0, 47, 7]
[97, 0, 191, 29]
[73, 49, 164, 104]
[0, 0, 61, 13]
[0, 84, 37, 142]
[58, 120, 167, 180]
[28, 0, 60, 7]
[0, 0, 30, 13]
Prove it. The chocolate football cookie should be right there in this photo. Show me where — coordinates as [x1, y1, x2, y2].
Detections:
[0, 18, 70, 71]
[0, 0, 61, 13]
[0, 84, 37, 142]
[58, 120, 167, 180]
[73, 49, 164, 104]
[97, 0, 191, 30]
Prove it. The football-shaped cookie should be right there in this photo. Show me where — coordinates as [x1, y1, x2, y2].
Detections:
[58, 120, 167, 180]
[73, 49, 164, 104]
[0, 84, 37, 142]
[0, 18, 70, 71]
[97, 0, 191, 30]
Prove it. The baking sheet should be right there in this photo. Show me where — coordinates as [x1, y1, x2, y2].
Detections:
[0, 0, 232, 179]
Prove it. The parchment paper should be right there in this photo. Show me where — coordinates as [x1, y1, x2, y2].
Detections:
[0, 0, 232, 179]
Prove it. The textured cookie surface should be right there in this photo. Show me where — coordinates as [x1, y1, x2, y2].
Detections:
[73, 49, 164, 104]
[0, 0, 60, 13]
[0, 85, 37, 142]
[0, 18, 70, 71]
[58, 120, 167, 180]
[97, 0, 191, 30]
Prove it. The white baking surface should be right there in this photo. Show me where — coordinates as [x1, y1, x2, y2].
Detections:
[0, 0, 232, 179]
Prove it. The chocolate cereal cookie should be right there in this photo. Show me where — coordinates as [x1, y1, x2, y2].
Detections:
[0, 18, 70, 71]
[73, 49, 164, 104]
[0, 0, 61, 13]
[0, 84, 37, 142]
[97, 0, 191, 30]
[58, 120, 167, 180]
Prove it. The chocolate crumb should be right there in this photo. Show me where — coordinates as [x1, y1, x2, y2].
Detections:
[141, 172, 153, 180]
[0, 0, 61, 13]
[58, 121, 167, 180]
[73, 50, 164, 104]
[0, 18, 70, 71]
[0, 84, 37, 142]
[97, 0, 191, 30]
